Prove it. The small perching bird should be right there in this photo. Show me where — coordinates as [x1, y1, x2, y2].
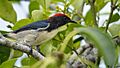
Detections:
[5, 13, 76, 53]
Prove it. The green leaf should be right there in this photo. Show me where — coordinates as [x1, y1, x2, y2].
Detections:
[0, 30, 9, 34]
[110, 13, 120, 23]
[0, 58, 17, 68]
[29, 1, 40, 15]
[60, 30, 78, 52]
[40, 40, 54, 56]
[12, 18, 32, 30]
[85, 0, 107, 26]
[0, 0, 17, 23]
[85, 9, 94, 26]
[109, 24, 120, 37]
[31, 10, 48, 21]
[0, 46, 10, 64]
[60, 27, 117, 66]
[95, 0, 107, 12]
[74, 27, 117, 66]
[31, 0, 51, 10]
[21, 57, 37, 66]
[31, 57, 57, 68]
[71, 0, 84, 10]
[51, 0, 64, 3]
[21, 66, 30, 68]
[13, 50, 23, 58]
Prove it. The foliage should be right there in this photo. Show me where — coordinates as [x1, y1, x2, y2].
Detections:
[0, 0, 120, 68]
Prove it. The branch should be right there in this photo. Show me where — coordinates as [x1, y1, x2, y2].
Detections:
[105, 0, 118, 32]
[67, 43, 99, 67]
[0, 33, 45, 60]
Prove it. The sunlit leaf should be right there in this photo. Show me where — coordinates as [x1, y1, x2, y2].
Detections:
[109, 24, 120, 37]
[0, 0, 17, 23]
[85, 9, 94, 26]
[31, 10, 48, 21]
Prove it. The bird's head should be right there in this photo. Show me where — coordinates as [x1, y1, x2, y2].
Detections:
[47, 13, 76, 31]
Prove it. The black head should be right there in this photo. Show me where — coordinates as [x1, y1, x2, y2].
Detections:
[47, 13, 76, 31]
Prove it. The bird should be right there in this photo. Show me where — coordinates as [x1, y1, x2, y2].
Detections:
[5, 13, 76, 54]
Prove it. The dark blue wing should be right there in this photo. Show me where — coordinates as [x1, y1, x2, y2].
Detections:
[13, 20, 49, 33]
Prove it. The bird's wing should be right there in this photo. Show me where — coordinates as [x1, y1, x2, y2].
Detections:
[37, 23, 50, 31]
[13, 20, 49, 33]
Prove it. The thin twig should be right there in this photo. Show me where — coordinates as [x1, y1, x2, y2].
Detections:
[105, 0, 118, 32]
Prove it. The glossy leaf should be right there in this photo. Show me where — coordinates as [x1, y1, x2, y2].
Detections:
[109, 24, 120, 37]
[12, 18, 32, 30]
[0, 58, 17, 68]
[110, 13, 120, 23]
[74, 27, 116, 66]
[31, 10, 48, 21]
[0, 0, 17, 23]
[85, 9, 94, 26]
[60, 27, 117, 66]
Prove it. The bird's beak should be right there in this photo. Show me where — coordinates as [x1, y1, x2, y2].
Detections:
[70, 20, 77, 23]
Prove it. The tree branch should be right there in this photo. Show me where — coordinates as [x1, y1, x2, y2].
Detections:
[105, 0, 118, 32]
[0, 33, 45, 60]
[67, 43, 99, 68]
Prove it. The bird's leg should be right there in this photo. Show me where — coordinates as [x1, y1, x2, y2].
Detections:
[16, 39, 33, 56]
[36, 45, 45, 56]
[23, 42, 33, 55]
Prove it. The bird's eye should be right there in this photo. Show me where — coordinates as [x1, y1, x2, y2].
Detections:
[63, 16, 66, 19]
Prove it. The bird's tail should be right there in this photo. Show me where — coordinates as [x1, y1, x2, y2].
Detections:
[3, 33, 17, 40]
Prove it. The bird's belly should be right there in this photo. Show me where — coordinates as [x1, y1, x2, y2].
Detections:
[7, 29, 58, 46]
[34, 29, 58, 45]
[16, 30, 38, 39]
